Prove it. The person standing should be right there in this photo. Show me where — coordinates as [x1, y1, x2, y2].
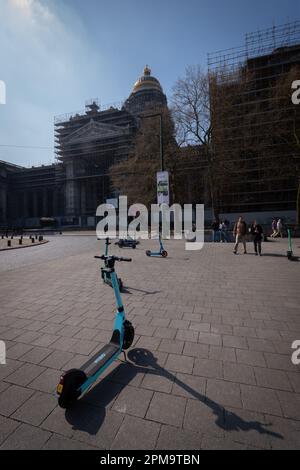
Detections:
[220, 220, 229, 243]
[250, 220, 264, 256]
[211, 219, 220, 243]
[233, 216, 247, 254]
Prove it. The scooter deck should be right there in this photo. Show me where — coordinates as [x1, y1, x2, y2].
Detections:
[81, 343, 119, 378]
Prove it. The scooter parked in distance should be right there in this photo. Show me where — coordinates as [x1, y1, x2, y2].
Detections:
[146, 233, 168, 258]
[116, 238, 138, 249]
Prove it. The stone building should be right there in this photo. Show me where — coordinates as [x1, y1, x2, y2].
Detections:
[0, 66, 167, 228]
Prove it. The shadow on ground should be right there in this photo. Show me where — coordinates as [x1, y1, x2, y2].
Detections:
[65, 349, 283, 443]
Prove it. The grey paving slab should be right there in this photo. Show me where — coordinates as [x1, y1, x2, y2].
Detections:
[171, 372, 206, 400]
[193, 358, 223, 379]
[206, 378, 242, 409]
[165, 353, 194, 374]
[0, 423, 51, 450]
[0, 415, 20, 446]
[146, 392, 186, 427]
[183, 398, 225, 438]
[112, 385, 153, 418]
[12, 391, 57, 426]
[240, 384, 283, 416]
[156, 425, 201, 450]
[0, 385, 35, 417]
[224, 362, 256, 385]
[5, 363, 46, 387]
[111, 415, 161, 450]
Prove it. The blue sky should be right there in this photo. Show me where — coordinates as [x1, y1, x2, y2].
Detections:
[0, 0, 299, 166]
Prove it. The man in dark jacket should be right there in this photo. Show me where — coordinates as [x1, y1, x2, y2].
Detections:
[211, 219, 220, 243]
[249, 220, 264, 256]
[233, 217, 247, 254]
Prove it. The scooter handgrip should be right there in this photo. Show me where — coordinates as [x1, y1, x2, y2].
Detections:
[120, 257, 132, 262]
[94, 255, 105, 259]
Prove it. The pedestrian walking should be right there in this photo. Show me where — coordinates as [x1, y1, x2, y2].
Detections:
[233, 216, 247, 254]
[249, 220, 264, 256]
[270, 218, 277, 238]
[277, 219, 284, 238]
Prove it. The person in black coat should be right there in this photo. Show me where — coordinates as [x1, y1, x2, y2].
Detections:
[249, 220, 264, 256]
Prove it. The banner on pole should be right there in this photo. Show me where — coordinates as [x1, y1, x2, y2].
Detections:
[157, 171, 170, 205]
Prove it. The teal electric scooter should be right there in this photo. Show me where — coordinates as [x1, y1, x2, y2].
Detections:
[56, 254, 134, 409]
[146, 233, 168, 258]
[101, 237, 123, 291]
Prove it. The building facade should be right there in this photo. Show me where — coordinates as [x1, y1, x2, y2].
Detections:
[0, 66, 167, 228]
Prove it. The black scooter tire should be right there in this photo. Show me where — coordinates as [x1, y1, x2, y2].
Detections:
[57, 369, 87, 409]
[162, 250, 168, 258]
[146, 250, 151, 257]
[123, 321, 135, 350]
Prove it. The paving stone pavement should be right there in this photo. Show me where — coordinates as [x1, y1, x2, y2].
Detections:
[0, 235, 300, 450]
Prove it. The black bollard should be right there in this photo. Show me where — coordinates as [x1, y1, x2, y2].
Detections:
[19, 239, 22, 245]
[7, 240, 11, 247]
[32, 238, 35, 243]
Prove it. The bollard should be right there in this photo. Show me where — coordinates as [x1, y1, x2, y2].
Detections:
[7, 240, 11, 247]
[39, 235, 43, 242]
[19, 239, 22, 245]
[32, 238, 35, 243]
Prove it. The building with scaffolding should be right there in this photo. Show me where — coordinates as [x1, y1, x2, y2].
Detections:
[208, 21, 300, 223]
[0, 66, 168, 228]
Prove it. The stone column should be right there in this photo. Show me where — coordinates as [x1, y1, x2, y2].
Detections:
[1, 188, 7, 224]
[43, 187, 48, 217]
[65, 161, 79, 217]
[33, 192, 38, 217]
[23, 192, 29, 218]
[81, 182, 86, 215]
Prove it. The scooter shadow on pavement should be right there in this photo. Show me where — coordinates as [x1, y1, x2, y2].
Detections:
[65, 348, 283, 442]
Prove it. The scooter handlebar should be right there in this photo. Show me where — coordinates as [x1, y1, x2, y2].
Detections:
[94, 255, 131, 262]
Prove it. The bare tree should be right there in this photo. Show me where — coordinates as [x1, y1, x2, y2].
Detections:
[171, 65, 237, 217]
[109, 107, 179, 208]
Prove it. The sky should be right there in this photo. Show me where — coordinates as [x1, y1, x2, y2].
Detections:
[0, 0, 299, 167]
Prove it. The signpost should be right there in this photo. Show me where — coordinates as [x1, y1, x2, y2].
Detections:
[157, 171, 169, 205]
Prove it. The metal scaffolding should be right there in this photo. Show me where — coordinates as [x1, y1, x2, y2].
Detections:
[207, 21, 300, 216]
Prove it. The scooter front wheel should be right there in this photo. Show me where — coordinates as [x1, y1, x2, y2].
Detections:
[57, 369, 87, 409]
[146, 250, 151, 257]
[162, 250, 168, 258]
[123, 320, 135, 350]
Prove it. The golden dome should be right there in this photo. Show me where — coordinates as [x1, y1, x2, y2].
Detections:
[132, 66, 163, 94]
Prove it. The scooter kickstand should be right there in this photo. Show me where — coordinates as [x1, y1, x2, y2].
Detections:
[122, 350, 127, 362]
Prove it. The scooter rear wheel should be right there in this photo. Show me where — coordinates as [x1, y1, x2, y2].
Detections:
[162, 250, 168, 258]
[57, 369, 87, 409]
[146, 250, 151, 257]
[123, 320, 135, 350]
